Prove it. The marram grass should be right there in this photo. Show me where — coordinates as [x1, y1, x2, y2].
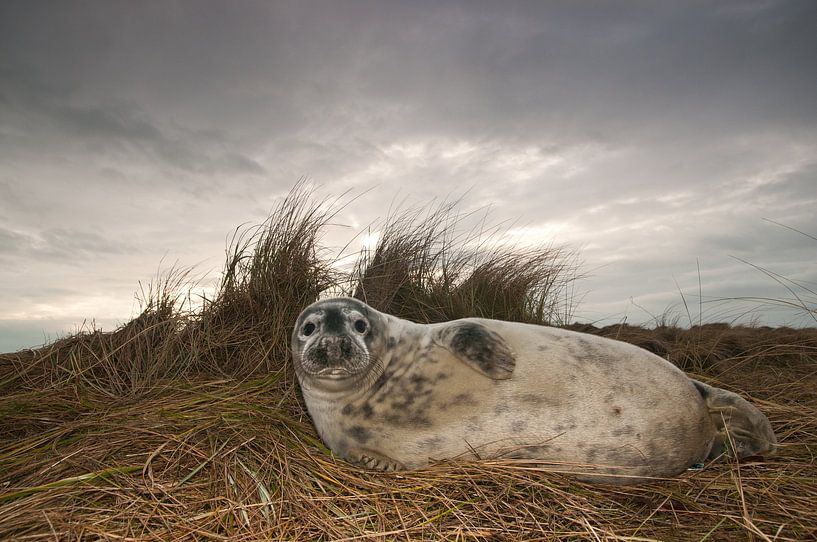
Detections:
[1, 185, 815, 540]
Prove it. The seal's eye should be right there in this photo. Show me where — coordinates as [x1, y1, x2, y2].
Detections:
[354, 319, 368, 333]
[303, 322, 316, 336]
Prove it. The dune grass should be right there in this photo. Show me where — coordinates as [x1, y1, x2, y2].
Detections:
[1, 186, 815, 540]
[349, 200, 580, 326]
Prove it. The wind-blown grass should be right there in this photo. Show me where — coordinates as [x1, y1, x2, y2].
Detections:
[349, 201, 580, 326]
[192, 182, 343, 376]
[1, 186, 815, 540]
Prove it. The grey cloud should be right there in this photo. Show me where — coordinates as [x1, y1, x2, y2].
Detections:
[0, 226, 29, 256]
[37, 229, 134, 260]
[0, 225, 135, 262]
[751, 164, 817, 211]
[4, 1, 814, 148]
[0, 66, 266, 181]
[697, 219, 817, 258]
[323, 1, 817, 143]
[51, 102, 163, 144]
[0, 180, 14, 206]
[17, 286, 87, 301]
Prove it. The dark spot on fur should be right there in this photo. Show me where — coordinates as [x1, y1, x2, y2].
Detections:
[452, 393, 474, 406]
[494, 402, 510, 414]
[611, 425, 634, 437]
[348, 425, 370, 444]
[410, 374, 428, 385]
[420, 436, 445, 450]
[552, 422, 577, 433]
[519, 393, 544, 405]
[408, 374, 431, 395]
[361, 403, 374, 418]
[391, 393, 417, 409]
[466, 416, 483, 432]
[408, 414, 432, 428]
[387, 337, 397, 348]
[370, 368, 394, 399]
[385, 413, 401, 424]
[341, 404, 353, 416]
[448, 322, 514, 377]
[611, 406, 622, 416]
[511, 420, 528, 432]
[576, 338, 606, 361]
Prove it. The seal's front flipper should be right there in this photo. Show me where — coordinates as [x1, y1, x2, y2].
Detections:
[692, 379, 777, 460]
[346, 448, 405, 471]
[434, 321, 516, 379]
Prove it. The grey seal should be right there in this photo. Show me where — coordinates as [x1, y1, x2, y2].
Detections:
[291, 297, 776, 484]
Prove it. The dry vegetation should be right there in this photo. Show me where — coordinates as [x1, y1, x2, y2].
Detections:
[1, 185, 815, 541]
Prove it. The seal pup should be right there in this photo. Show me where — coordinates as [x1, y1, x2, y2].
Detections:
[291, 297, 776, 484]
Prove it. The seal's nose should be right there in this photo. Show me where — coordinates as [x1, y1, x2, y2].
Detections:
[318, 335, 353, 363]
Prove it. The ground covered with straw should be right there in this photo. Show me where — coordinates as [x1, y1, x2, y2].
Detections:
[1, 187, 815, 540]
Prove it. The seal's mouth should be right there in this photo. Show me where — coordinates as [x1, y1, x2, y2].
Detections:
[313, 367, 353, 379]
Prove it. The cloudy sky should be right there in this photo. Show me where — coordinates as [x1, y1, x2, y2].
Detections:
[1, 1, 816, 352]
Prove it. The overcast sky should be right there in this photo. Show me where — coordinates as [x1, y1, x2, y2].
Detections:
[1, 1, 816, 352]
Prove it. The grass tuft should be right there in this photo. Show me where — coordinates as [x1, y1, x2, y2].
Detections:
[191, 180, 342, 376]
[349, 201, 580, 326]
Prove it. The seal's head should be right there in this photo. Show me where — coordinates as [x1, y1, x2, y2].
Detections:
[292, 297, 386, 392]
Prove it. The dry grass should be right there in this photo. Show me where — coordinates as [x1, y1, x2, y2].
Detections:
[1, 186, 815, 540]
[349, 201, 580, 326]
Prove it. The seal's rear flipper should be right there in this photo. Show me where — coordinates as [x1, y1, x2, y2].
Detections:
[692, 379, 777, 460]
[434, 321, 516, 379]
